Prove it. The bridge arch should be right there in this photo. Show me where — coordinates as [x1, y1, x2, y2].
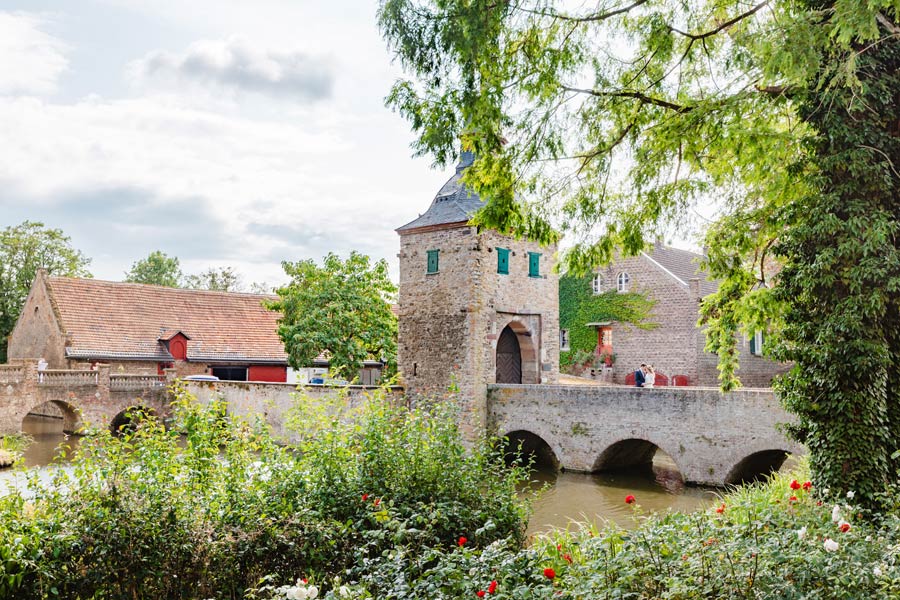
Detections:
[725, 449, 791, 485]
[495, 319, 539, 384]
[502, 429, 561, 471]
[22, 399, 82, 434]
[110, 405, 158, 435]
[592, 438, 685, 480]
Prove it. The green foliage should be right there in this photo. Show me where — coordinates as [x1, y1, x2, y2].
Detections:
[0, 387, 528, 598]
[558, 273, 655, 369]
[268, 252, 398, 380]
[183, 266, 244, 292]
[0, 221, 92, 362]
[124, 250, 183, 287]
[378, 0, 900, 507]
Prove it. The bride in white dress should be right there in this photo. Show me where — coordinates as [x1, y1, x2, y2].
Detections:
[644, 365, 656, 388]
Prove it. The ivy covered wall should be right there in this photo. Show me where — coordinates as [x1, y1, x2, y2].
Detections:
[559, 273, 655, 370]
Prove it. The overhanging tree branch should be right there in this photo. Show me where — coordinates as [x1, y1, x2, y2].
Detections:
[669, 1, 769, 41]
[561, 85, 692, 113]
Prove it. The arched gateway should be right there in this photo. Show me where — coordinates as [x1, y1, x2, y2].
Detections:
[496, 326, 522, 384]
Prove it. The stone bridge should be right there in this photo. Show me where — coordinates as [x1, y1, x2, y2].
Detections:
[488, 384, 803, 486]
[0, 360, 172, 434]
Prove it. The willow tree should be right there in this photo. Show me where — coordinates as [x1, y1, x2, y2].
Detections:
[379, 0, 900, 505]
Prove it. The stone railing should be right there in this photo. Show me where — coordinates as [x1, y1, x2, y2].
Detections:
[110, 374, 168, 391]
[0, 366, 25, 384]
[37, 369, 99, 387]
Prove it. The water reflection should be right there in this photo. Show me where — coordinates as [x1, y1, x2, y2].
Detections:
[20, 414, 80, 467]
[522, 458, 719, 535]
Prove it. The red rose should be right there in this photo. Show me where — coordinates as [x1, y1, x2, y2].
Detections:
[563, 553, 572, 563]
[476, 591, 486, 598]
[840, 523, 851, 533]
[803, 481, 812, 490]
[458, 536, 467, 547]
[374, 498, 381, 506]
[716, 504, 725, 514]
[789, 496, 798, 502]
[488, 580, 498, 594]
[625, 495, 636, 504]
[790, 480, 801, 490]
[543, 567, 556, 579]
[361, 493, 369, 501]
[556, 543, 562, 552]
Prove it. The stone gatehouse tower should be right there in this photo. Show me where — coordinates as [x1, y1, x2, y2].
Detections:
[396, 152, 559, 438]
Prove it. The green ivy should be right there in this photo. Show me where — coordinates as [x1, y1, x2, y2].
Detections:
[558, 274, 655, 369]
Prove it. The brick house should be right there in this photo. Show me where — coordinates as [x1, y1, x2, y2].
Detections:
[8, 271, 384, 384]
[563, 242, 786, 387]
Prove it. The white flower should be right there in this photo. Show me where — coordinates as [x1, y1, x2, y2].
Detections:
[874, 566, 883, 577]
[832, 505, 842, 523]
[866, 535, 873, 542]
[824, 538, 839, 552]
[797, 526, 807, 540]
[338, 586, 351, 598]
[307, 586, 318, 600]
[823, 488, 830, 496]
[846, 490, 855, 499]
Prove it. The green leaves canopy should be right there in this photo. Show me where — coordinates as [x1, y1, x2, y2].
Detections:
[0, 221, 91, 362]
[124, 250, 182, 287]
[379, 1, 900, 505]
[267, 252, 398, 380]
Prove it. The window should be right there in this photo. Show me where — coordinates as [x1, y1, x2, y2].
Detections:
[617, 271, 630, 292]
[528, 252, 541, 277]
[560, 329, 570, 351]
[497, 247, 510, 274]
[592, 274, 603, 294]
[426, 249, 439, 274]
[750, 331, 765, 356]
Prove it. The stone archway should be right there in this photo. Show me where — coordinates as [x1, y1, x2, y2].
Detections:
[110, 405, 157, 435]
[724, 449, 790, 485]
[496, 325, 522, 384]
[22, 400, 82, 434]
[503, 429, 560, 471]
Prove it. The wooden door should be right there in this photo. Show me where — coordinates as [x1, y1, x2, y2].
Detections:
[496, 326, 522, 384]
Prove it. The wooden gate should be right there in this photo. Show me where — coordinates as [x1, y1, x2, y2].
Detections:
[496, 325, 522, 384]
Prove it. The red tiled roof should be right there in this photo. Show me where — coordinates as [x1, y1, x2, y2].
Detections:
[47, 277, 287, 364]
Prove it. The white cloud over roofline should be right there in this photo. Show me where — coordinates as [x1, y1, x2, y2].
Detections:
[0, 11, 69, 95]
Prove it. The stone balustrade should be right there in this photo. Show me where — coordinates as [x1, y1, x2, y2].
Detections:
[109, 374, 168, 391]
[37, 369, 99, 387]
[0, 366, 25, 384]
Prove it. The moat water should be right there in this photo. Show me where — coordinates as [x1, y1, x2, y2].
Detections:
[3, 415, 723, 533]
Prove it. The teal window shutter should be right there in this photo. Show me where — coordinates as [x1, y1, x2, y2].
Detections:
[497, 247, 510, 274]
[426, 249, 439, 274]
[528, 252, 541, 277]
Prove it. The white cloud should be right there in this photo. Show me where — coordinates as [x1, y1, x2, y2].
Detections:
[0, 11, 69, 95]
[129, 36, 333, 102]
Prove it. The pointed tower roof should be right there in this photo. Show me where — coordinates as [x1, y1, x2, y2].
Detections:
[396, 151, 487, 233]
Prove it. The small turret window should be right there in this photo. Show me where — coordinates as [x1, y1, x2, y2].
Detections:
[528, 252, 541, 277]
[592, 274, 603, 294]
[497, 247, 510, 274]
[426, 249, 439, 274]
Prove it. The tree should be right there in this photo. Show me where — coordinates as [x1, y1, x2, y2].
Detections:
[267, 252, 398, 380]
[183, 267, 243, 292]
[124, 251, 182, 287]
[379, 1, 899, 504]
[0, 221, 92, 361]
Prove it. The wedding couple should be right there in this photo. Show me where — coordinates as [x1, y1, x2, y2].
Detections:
[634, 363, 656, 388]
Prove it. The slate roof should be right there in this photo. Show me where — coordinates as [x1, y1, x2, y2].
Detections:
[396, 151, 487, 232]
[641, 244, 719, 296]
[46, 277, 288, 364]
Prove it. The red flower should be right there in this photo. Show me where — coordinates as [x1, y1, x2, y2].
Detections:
[716, 504, 725, 514]
[790, 480, 801, 490]
[458, 536, 467, 547]
[563, 553, 573, 563]
[361, 493, 369, 502]
[840, 523, 851, 533]
[476, 591, 486, 598]
[625, 495, 636, 504]
[543, 567, 556, 580]
[488, 580, 498, 594]
[556, 543, 562, 552]
[789, 496, 798, 503]
[803, 481, 812, 491]
[301, 578, 308, 584]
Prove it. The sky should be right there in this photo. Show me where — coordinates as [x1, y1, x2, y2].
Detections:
[0, 1, 453, 287]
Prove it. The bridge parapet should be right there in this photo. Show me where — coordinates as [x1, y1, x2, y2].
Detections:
[487, 383, 804, 486]
[0, 365, 26, 384]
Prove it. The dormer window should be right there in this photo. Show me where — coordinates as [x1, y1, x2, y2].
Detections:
[617, 271, 630, 292]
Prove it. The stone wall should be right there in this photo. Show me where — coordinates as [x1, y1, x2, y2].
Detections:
[398, 224, 558, 439]
[487, 383, 803, 486]
[8, 272, 68, 368]
[184, 380, 404, 441]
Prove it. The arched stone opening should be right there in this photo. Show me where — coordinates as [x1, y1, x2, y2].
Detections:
[503, 430, 560, 471]
[110, 406, 157, 436]
[593, 439, 684, 483]
[495, 320, 539, 384]
[725, 450, 790, 486]
[22, 400, 81, 434]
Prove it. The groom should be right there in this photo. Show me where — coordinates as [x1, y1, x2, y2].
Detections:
[634, 364, 647, 387]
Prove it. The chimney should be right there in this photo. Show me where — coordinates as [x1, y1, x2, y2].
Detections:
[689, 277, 701, 299]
